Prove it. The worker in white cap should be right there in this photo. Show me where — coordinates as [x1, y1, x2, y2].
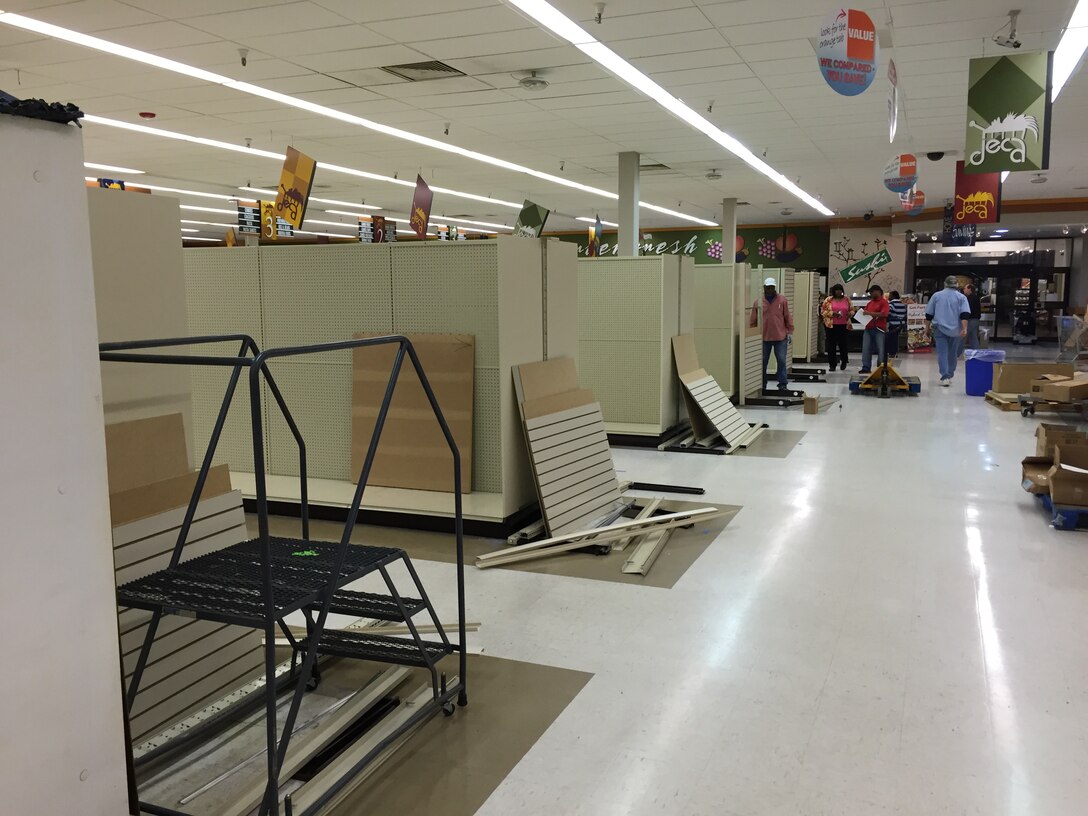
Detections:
[750, 276, 794, 391]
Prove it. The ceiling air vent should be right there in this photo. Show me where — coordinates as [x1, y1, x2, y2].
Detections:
[639, 162, 673, 174]
[380, 61, 466, 82]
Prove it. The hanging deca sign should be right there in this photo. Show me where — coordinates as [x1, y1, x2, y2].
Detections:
[817, 8, 879, 96]
[883, 154, 917, 193]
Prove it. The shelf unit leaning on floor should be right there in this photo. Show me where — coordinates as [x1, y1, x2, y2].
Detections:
[100, 333, 468, 816]
[575, 254, 693, 439]
[183, 238, 576, 531]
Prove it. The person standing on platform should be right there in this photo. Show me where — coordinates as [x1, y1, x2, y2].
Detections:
[821, 283, 853, 371]
[887, 291, 908, 359]
[963, 282, 982, 350]
[750, 277, 793, 392]
[858, 284, 890, 375]
[925, 275, 971, 387]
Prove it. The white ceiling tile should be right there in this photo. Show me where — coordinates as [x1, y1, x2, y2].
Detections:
[612, 29, 728, 59]
[31, 0, 162, 32]
[184, 3, 351, 38]
[438, 47, 591, 75]
[368, 5, 533, 43]
[632, 47, 744, 75]
[291, 44, 431, 72]
[735, 39, 815, 62]
[412, 28, 561, 61]
[234, 25, 391, 56]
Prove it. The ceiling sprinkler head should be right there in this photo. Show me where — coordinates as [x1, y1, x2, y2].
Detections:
[594, 2, 606, 23]
[705, 169, 722, 180]
[519, 70, 549, 91]
[238, 48, 249, 67]
[1030, 173, 1048, 184]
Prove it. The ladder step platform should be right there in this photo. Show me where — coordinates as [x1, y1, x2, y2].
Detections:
[117, 537, 403, 627]
[301, 630, 453, 668]
[307, 589, 425, 621]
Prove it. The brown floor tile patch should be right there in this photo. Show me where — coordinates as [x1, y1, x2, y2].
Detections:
[262, 499, 739, 590]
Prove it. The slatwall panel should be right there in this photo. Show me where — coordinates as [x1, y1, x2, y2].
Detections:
[391, 242, 502, 492]
[524, 403, 624, 536]
[577, 258, 668, 429]
[112, 491, 261, 743]
[809, 275, 819, 360]
[743, 335, 764, 398]
[684, 375, 751, 446]
[782, 269, 795, 365]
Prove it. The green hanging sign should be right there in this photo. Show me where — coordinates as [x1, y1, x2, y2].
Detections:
[838, 248, 891, 283]
[965, 51, 1053, 174]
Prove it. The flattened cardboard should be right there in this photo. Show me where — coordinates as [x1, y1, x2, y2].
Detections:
[521, 388, 597, 421]
[1041, 376, 1088, 403]
[992, 362, 1074, 395]
[671, 334, 701, 378]
[351, 333, 474, 493]
[1035, 423, 1086, 457]
[1048, 444, 1088, 507]
[109, 464, 232, 527]
[514, 357, 579, 403]
[105, 413, 189, 493]
[1029, 374, 1072, 395]
[1022, 456, 1053, 494]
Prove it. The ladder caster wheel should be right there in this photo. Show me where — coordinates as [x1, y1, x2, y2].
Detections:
[305, 666, 321, 692]
[777, 399, 785, 406]
[441, 701, 456, 717]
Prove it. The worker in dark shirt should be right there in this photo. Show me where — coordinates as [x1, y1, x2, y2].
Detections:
[963, 282, 982, 350]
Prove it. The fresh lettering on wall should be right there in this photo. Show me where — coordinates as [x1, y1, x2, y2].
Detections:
[817, 8, 879, 96]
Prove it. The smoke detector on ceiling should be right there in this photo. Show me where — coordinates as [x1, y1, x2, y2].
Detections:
[519, 71, 549, 91]
[705, 169, 722, 180]
[780, 208, 793, 217]
[1030, 173, 1048, 184]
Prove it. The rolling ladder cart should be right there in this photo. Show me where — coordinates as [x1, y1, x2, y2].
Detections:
[101, 334, 468, 816]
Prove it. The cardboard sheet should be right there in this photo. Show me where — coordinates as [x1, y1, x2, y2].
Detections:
[351, 333, 474, 493]
[105, 413, 189, 492]
[992, 362, 1074, 395]
[1048, 445, 1088, 507]
[108, 464, 232, 527]
[1035, 423, 1086, 457]
[514, 357, 579, 403]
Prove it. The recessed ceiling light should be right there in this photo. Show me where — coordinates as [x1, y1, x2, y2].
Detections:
[183, 236, 221, 242]
[0, 11, 715, 226]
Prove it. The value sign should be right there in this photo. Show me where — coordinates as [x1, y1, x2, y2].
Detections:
[817, 8, 879, 96]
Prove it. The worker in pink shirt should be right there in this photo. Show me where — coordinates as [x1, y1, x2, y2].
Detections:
[750, 277, 794, 391]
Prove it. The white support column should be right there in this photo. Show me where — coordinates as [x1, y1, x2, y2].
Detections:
[1, 117, 129, 814]
[618, 151, 640, 257]
[721, 197, 738, 267]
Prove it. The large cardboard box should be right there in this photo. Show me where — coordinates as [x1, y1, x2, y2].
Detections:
[1040, 373, 1088, 403]
[1035, 423, 1086, 456]
[1029, 374, 1073, 397]
[1021, 456, 1053, 494]
[1047, 445, 1088, 507]
[992, 362, 1074, 394]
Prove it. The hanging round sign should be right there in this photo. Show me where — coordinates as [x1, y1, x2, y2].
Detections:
[904, 189, 926, 216]
[883, 153, 918, 193]
[817, 8, 879, 96]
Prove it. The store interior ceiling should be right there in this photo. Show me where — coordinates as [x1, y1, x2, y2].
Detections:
[2, 0, 1087, 237]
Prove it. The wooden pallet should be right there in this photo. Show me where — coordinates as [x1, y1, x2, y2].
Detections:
[984, 391, 1020, 411]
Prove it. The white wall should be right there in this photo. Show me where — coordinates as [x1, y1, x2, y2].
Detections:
[0, 119, 129, 814]
[828, 227, 907, 295]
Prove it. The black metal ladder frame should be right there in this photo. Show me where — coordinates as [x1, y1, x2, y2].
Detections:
[100, 333, 468, 816]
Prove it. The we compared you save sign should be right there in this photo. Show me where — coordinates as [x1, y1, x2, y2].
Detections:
[817, 8, 879, 96]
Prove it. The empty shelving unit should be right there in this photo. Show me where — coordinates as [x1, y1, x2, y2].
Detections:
[101, 333, 467, 816]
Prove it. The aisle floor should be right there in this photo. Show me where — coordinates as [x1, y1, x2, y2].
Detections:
[375, 350, 1088, 815]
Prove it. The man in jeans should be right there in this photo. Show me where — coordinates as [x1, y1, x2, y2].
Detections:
[858, 284, 890, 374]
[925, 275, 971, 386]
[750, 277, 793, 391]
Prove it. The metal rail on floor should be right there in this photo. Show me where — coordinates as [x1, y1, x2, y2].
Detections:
[101, 333, 468, 816]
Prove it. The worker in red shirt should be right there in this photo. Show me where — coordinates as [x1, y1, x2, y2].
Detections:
[750, 277, 794, 391]
[859, 284, 891, 374]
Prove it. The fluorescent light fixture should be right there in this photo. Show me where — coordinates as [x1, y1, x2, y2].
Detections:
[577, 217, 620, 227]
[181, 219, 237, 228]
[241, 184, 382, 211]
[505, 0, 833, 217]
[0, 12, 715, 225]
[993, 228, 1009, 233]
[1053, 0, 1088, 100]
[303, 218, 364, 231]
[84, 161, 144, 175]
[184, 236, 222, 242]
[180, 204, 237, 215]
[180, 228, 200, 233]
